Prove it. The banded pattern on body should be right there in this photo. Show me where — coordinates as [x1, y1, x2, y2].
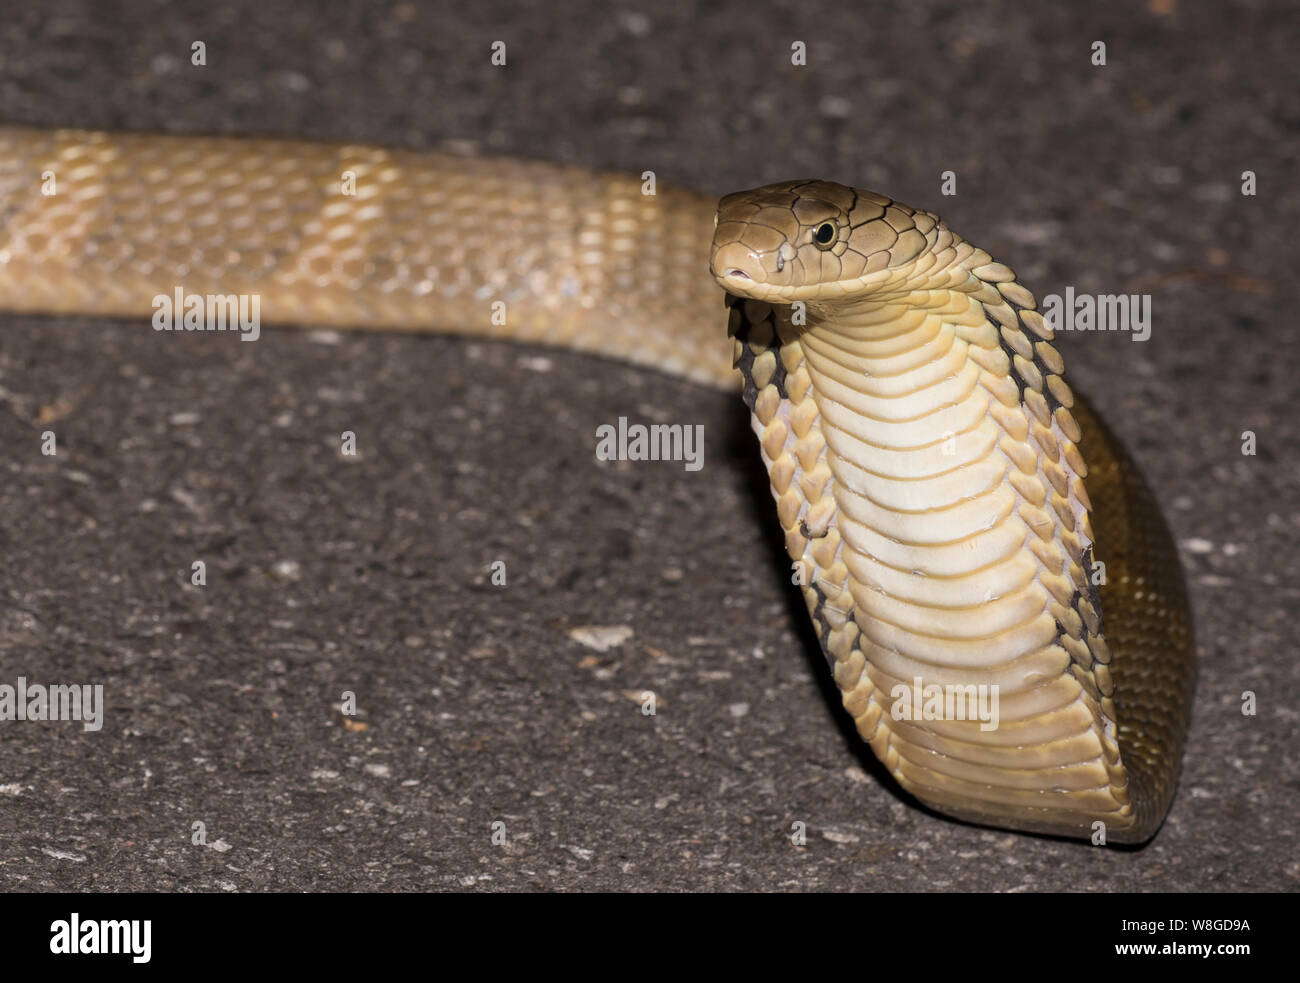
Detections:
[0, 127, 1194, 841]
[0, 127, 731, 387]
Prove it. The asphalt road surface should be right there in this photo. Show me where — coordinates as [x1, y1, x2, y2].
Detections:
[0, 0, 1296, 891]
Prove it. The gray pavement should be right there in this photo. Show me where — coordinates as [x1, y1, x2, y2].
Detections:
[0, 0, 1296, 891]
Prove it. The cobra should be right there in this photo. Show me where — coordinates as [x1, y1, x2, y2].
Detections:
[0, 129, 1194, 843]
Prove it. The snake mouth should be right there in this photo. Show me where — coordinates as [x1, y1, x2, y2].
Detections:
[708, 239, 770, 290]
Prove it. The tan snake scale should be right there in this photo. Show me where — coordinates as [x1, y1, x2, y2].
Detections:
[0, 128, 1195, 843]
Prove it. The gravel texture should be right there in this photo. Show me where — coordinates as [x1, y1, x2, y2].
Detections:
[0, 0, 1296, 891]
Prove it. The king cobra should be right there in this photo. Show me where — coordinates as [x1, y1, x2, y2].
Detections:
[0, 128, 1194, 843]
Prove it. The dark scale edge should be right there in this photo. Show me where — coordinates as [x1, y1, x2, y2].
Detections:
[726, 290, 847, 672]
[805, 578, 854, 672]
[1053, 544, 1108, 695]
[799, 517, 828, 540]
[725, 292, 790, 411]
[973, 276, 1065, 418]
[1076, 543, 1105, 637]
[969, 275, 1101, 664]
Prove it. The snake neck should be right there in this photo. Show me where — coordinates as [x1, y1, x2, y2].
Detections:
[796, 252, 1097, 582]
[730, 249, 1152, 839]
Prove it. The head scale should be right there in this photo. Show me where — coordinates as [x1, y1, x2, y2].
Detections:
[709, 180, 931, 304]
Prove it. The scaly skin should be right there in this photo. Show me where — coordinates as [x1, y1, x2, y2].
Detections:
[0, 127, 731, 387]
[0, 129, 1193, 842]
[713, 181, 1194, 842]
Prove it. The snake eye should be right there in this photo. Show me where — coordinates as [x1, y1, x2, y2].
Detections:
[813, 220, 838, 249]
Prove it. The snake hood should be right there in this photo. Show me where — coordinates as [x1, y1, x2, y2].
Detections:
[709, 176, 1194, 843]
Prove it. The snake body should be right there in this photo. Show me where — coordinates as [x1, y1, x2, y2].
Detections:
[0, 128, 1194, 842]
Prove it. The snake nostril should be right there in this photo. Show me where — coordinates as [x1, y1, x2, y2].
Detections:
[725, 269, 751, 280]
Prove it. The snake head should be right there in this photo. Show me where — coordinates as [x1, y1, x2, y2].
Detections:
[710, 179, 933, 304]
